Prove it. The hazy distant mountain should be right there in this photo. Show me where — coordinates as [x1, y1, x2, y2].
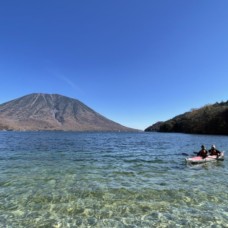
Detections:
[0, 93, 136, 131]
[145, 101, 228, 135]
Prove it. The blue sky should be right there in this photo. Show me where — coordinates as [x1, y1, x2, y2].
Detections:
[0, 0, 228, 130]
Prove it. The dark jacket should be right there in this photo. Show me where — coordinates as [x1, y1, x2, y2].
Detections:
[209, 148, 221, 156]
[198, 149, 208, 158]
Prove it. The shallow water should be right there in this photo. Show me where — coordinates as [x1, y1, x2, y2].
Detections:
[0, 132, 227, 227]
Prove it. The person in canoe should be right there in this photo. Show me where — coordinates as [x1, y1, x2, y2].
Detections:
[208, 145, 221, 157]
[197, 145, 208, 158]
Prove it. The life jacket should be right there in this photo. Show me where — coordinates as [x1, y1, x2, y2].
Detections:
[210, 149, 218, 155]
[199, 149, 207, 156]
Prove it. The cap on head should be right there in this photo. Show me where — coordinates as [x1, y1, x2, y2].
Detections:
[212, 145, 216, 149]
[201, 145, 205, 149]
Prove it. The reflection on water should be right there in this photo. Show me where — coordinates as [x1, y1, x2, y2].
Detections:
[0, 132, 227, 227]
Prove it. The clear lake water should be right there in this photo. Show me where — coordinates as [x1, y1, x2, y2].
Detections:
[0, 131, 227, 227]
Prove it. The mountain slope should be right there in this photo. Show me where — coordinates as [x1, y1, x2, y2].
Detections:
[145, 101, 228, 135]
[0, 93, 136, 131]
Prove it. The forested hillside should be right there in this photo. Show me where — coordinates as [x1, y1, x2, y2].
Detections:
[145, 101, 228, 135]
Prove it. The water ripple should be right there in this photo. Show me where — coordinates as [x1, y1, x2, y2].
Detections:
[0, 131, 227, 227]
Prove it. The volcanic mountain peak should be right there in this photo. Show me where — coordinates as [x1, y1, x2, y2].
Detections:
[0, 93, 135, 131]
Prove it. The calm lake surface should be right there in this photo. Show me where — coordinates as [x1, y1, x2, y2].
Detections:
[0, 132, 227, 227]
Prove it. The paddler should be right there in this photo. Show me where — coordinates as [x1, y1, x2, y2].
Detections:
[209, 145, 221, 157]
[197, 145, 208, 158]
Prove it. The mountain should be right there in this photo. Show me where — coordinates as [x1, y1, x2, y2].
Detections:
[145, 121, 164, 132]
[0, 93, 136, 131]
[145, 101, 228, 135]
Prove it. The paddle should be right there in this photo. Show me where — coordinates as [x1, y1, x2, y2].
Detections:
[181, 153, 190, 156]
